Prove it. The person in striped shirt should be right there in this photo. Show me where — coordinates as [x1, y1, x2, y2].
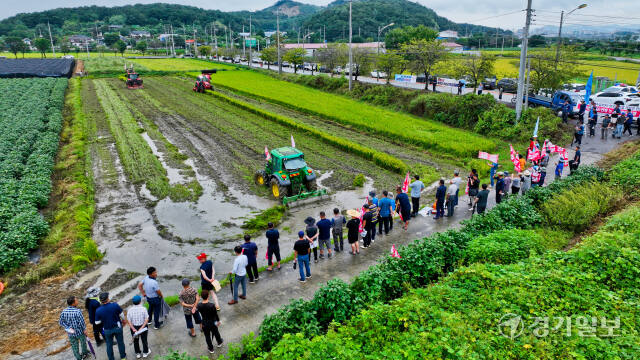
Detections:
[59, 296, 90, 360]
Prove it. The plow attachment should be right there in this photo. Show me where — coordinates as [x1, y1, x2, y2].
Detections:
[283, 189, 330, 208]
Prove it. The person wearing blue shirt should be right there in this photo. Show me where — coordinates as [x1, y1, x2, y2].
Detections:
[242, 235, 259, 283]
[95, 292, 126, 360]
[408, 175, 425, 217]
[578, 99, 586, 123]
[434, 180, 446, 220]
[395, 186, 412, 230]
[265, 223, 281, 270]
[588, 104, 598, 137]
[369, 191, 378, 207]
[378, 190, 394, 235]
[613, 105, 623, 138]
[495, 173, 505, 204]
[623, 110, 634, 136]
[316, 211, 333, 259]
[138, 267, 163, 329]
[488, 162, 499, 187]
[331, 208, 346, 252]
[562, 101, 570, 123]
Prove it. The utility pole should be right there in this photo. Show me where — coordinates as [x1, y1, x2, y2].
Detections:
[525, 56, 531, 109]
[515, 0, 533, 122]
[47, 22, 56, 58]
[348, 0, 353, 91]
[249, 15, 252, 68]
[277, 9, 282, 75]
[193, 26, 198, 57]
[170, 24, 175, 57]
[242, 25, 246, 58]
[214, 25, 218, 60]
[555, 10, 564, 69]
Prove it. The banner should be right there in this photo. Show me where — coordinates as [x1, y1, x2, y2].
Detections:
[586, 103, 640, 117]
[509, 144, 521, 173]
[401, 172, 410, 193]
[478, 151, 499, 163]
[390, 244, 401, 258]
[437, 77, 460, 87]
[395, 74, 416, 83]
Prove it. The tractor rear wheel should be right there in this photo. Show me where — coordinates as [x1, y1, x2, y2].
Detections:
[254, 171, 267, 186]
[271, 181, 285, 200]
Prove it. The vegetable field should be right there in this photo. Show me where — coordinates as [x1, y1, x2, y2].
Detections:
[210, 70, 498, 158]
[0, 78, 68, 272]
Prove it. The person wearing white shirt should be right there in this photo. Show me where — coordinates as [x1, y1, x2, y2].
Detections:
[127, 295, 150, 358]
[409, 175, 425, 217]
[449, 170, 462, 208]
[228, 246, 248, 305]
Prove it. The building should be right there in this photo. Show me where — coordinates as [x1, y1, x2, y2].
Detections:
[283, 42, 384, 56]
[442, 42, 463, 53]
[68, 35, 93, 47]
[264, 31, 288, 38]
[131, 30, 151, 38]
[438, 30, 459, 40]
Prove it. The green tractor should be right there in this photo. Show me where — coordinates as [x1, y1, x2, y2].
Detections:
[255, 147, 328, 207]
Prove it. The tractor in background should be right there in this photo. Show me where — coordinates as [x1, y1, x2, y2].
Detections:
[193, 70, 217, 93]
[125, 66, 143, 89]
[255, 147, 328, 207]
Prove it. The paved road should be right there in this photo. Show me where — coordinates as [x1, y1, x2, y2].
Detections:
[18, 124, 632, 360]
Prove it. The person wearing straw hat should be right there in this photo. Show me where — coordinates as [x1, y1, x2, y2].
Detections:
[84, 287, 104, 346]
[346, 209, 361, 255]
[521, 170, 532, 195]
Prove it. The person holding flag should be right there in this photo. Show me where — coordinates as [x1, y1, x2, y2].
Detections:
[395, 186, 412, 230]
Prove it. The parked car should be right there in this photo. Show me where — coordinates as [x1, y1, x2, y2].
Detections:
[318, 66, 330, 73]
[563, 83, 586, 92]
[370, 70, 388, 78]
[593, 91, 635, 106]
[497, 78, 518, 93]
[482, 77, 497, 90]
[601, 85, 639, 94]
[333, 66, 344, 74]
[62, 55, 75, 59]
[282, 61, 290, 68]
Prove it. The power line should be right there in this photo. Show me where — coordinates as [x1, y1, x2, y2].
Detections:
[463, 9, 525, 24]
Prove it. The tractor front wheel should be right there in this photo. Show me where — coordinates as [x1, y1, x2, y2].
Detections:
[254, 171, 267, 186]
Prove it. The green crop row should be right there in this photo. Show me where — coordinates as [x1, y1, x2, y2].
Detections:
[209, 70, 497, 158]
[223, 166, 605, 358]
[208, 90, 408, 174]
[0, 78, 68, 273]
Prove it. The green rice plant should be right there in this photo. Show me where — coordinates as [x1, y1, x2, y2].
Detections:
[242, 206, 287, 235]
[132, 58, 237, 71]
[541, 181, 622, 232]
[209, 70, 497, 158]
[465, 229, 545, 264]
[209, 90, 408, 174]
[353, 174, 365, 187]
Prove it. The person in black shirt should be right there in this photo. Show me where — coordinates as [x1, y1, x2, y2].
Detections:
[475, 184, 490, 214]
[467, 169, 479, 210]
[197, 290, 223, 353]
[346, 210, 361, 255]
[265, 223, 281, 271]
[361, 205, 373, 248]
[293, 231, 311, 282]
[434, 180, 446, 220]
[304, 217, 319, 263]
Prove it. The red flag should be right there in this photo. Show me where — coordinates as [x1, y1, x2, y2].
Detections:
[509, 144, 521, 173]
[291, 135, 296, 148]
[390, 244, 401, 258]
[265, 251, 268, 260]
[265, 146, 271, 161]
[401, 172, 410, 193]
[478, 151, 499, 163]
[527, 147, 540, 162]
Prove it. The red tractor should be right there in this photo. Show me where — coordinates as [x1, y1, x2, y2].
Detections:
[125, 67, 144, 89]
[193, 70, 217, 93]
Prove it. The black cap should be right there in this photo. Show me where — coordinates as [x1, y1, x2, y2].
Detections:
[99, 292, 109, 303]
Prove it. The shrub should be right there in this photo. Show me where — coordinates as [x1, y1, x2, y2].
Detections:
[258, 298, 321, 350]
[462, 195, 542, 238]
[465, 229, 545, 264]
[475, 105, 571, 144]
[353, 173, 365, 187]
[310, 279, 355, 329]
[541, 181, 622, 232]
[609, 150, 640, 196]
[525, 165, 605, 207]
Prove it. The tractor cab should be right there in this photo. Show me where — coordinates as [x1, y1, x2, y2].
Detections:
[255, 147, 328, 207]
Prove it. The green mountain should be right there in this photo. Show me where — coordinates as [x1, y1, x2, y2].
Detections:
[303, 0, 503, 42]
[0, 0, 506, 43]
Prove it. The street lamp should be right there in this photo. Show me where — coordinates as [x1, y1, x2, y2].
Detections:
[555, 3, 587, 67]
[377, 22, 394, 55]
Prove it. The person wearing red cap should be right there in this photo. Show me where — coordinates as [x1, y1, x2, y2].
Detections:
[197, 253, 220, 310]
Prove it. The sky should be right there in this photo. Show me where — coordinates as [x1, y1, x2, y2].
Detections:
[2, 0, 639, 30]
